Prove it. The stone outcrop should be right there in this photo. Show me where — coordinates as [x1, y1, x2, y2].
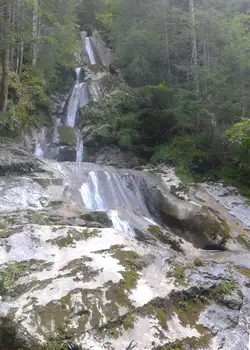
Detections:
[0, 147, 250, 349]
[0, 143, 41, 176]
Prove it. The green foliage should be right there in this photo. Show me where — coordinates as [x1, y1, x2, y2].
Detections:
[82, 87, 142, 149]
[209, 281, 236, 302]
[123, 312, 135, 331]
[225, 118, 250, 169]
[0, 262, 27, 295]
[95, 0, 250, 193]
[42, 340, 67, 350]
[36, 0, 79, 83]
[167, 264, 186, 285]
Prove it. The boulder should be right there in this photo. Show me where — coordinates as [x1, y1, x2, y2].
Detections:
[57, 125, 77, 146]
[94, 145, 144, 168]
[80, 211, 112, 227]
[142, 180, 230, 250]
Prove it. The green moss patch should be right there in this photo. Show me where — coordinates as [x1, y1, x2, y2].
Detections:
[147, 225, 183, 252]
[0, 220, 11, 238]
[173, 299, 206, 328]
[42, 340, 67, 350]
[167, 264, 186, 285]
[100, 245, 143, 291]
[29, 211, 51, 225]
[209, 281, 236, 302]
[153, 334, 211, 349]
[147, 304, 168, 329]
[193, 257, 203, 267]
[123, 312, 135, 331]
[236, 234, 250, 250]
[57, 125, 77, 146]
[105, 280, 133, 310]
[237, 267, 250, 279]
[60, 257, 93, 272]
[201, 216, 230, 241]
[0, 261, 29, 295]
[48, 228, 100, 248]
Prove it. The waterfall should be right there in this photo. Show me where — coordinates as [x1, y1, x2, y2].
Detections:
[34, 140, 44, 157]
[108, 209, 135, 237]
[85, 37, 96, 65]
[76, 165, 149, 216]
[33, 128, 47, 157]
[66, 68, 84, 128]
[76, 133, 84, 162]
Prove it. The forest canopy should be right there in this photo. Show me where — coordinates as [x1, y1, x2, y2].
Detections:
[87, 0, 250, 191]
[0, 0, 250, 192]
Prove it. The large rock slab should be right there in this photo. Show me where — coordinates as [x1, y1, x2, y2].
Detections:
[0, 143, 41, 176]
[0, 156, 250, 349]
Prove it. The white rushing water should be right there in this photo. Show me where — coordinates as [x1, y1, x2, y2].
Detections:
[77, 166, 149, 216]
[34, 141, 44, 157]
[108, 210, 135, 237]
[85, 37, 96, 65]
[33, 128, 47, 157]
[66, 68, 85, 128]
[76, 133, 84, 162]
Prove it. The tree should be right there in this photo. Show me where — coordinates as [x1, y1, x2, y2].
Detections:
[0, 0, 10, 114]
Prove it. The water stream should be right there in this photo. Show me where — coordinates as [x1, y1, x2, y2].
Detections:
[85, 36, 96, 65]
[29, 32, 157, 236]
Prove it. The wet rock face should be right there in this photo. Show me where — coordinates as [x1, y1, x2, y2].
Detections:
[24, 126, 82, 162]
[141, 178, 230, 250]
[84, 144, 144, 169]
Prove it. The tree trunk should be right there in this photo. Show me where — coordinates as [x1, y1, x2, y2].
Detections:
[19, 0, 24, 73]
[189, 0, 199, 97]
[19, 41, 24, 73]
[32, 0, 39, 66]
[10, 3, 15, 65]
[164, 0, 172, 84]
[0, 2, 10, 114]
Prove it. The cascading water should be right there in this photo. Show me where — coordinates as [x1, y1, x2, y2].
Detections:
[54, 161, 157, 236]
[66, 68, 84, 128]
[29, 32, 151, 236]
[34, 140, 44, 158]
[108, 209, 135, 237]
[33, 128, 47, 158]
[85, 37, 96, 65]
[76, 132, 84, 162]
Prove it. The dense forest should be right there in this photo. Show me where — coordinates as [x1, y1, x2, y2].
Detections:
[0, 0, 81, 132]
[1, 0, 250, 193]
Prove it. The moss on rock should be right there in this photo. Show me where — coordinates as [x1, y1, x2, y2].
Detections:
[29, 211, 51, 225]
[153, 334, 212, 349]
[57, 125, 77, 146]
[209, 281, 236, 302]
[0, 261, 30, 295]
[48, 228, 100, 248]
[237, 267, 250, 279]
[147, 304, 168, 329]
[147, 225, 183, 252]
[236, 234, 250, 250]
[123, 312, 135, 331]
[167, 264, 187, 285]
[173, 299, 207, 328]
[0, 219, 11, 238]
